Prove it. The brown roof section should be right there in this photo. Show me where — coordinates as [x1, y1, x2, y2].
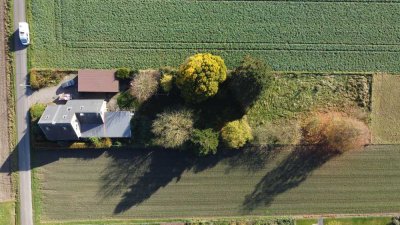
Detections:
[78, 70, 119, 93]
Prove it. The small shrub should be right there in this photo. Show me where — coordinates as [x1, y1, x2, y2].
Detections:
[221, 116, 253, 149]
[115, 68, 132, 80]
[30, 103, 46, 122]
[117, 91, 137, 109]
[103, 138, 112, 148]
[88, 137, 101, 148]
[69, 142, 89, 149]
[113, 141, 122, 147]
[160, 74, 173, 92]
[152, 108, 194, 149]
[130, 70, 160, 103]
[29, 70, 40, 89]
[88, 137, 112, 148]
[176, 53, 227, 103]
[190, 129, 219, 156]
[303, 112, 370, 153]
[160, 66, 178, 75]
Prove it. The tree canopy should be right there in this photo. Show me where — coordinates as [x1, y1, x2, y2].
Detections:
[176, 53, 227, 103]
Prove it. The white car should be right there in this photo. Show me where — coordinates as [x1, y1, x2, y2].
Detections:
[18, 22, 30, 45]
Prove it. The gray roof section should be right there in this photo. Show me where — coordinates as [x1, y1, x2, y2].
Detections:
[80, 112, 132, 138]
[38, 100, 105, 125]
[65, 100, 104, 113]
[38, 105, 74, 124]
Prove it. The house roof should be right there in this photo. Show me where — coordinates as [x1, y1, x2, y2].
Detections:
[80, 112, 132, 138]
[78, 70, 119, 93]
[38, 100, 105, 125]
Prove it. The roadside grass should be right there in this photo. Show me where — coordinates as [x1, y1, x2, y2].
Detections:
[34, 217, 292, 225]
[247, 73, 371, 126]
[33, 145, 400, 222]
[297, 217, 392, 225]
[371, 73, 400, 144]
[0, 202, 15, 225]
[29, 0, 400, 72]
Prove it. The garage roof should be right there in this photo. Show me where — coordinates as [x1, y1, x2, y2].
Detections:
[78, 69, 119, 92]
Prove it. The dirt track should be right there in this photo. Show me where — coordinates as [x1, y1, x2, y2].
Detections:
[0, 0, 12, 202]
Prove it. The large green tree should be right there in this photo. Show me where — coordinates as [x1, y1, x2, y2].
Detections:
[230, 55, 273, 111]
[176, 53, 227, 103]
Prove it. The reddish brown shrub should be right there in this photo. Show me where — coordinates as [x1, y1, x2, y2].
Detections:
[303, 112, 370, 153]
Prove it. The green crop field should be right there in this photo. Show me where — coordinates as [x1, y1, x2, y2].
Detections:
[29, 0, 400, 71]
[33, 145, 400, 222]
[371, 73, 400, 144]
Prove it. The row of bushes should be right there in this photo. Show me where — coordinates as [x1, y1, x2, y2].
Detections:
[30, 69, 75, 90]
[114, 54, 370, 155]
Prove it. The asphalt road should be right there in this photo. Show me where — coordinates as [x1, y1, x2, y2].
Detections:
[14, 0, 34, 224]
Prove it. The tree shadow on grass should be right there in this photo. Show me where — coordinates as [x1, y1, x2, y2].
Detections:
[98, 146, 277, 214]
[241, 145, 338, 212]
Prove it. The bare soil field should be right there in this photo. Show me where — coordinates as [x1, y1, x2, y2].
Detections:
[0, 0, 12, 202]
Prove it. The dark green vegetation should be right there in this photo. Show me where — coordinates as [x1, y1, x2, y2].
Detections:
[114, 68, 136, 80]
[29, 0, 400, 71]
[33, 145, 400, 221]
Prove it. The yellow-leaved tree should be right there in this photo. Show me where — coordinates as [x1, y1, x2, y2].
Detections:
[221, 117, 253, 149]
[176, 53, 227, 103]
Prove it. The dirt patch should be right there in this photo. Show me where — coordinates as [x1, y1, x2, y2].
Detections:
[0, 0, 12, 202]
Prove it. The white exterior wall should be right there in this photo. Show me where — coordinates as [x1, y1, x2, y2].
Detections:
[100, 100, 107, 122]
[70, 114, 81, 138]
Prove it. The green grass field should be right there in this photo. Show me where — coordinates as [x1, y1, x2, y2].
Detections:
[247, 73, 371, 125]
[33, 145, 400, 222]
[371, 73, 400, 144]
[297, 217, 392, 225]
[29, 0, 400, 71]
[0, 202, 15, 225]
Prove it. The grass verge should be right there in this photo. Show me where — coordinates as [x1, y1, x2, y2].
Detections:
[371, 73, 400, 144]
[296, 217, 392, 225]
[0, 202, 15, 225]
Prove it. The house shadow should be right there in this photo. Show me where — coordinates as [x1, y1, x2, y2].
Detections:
[241, 145, 338, 212]
[98, 146, 281, 214]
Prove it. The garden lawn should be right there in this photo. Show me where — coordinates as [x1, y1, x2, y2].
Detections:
[371, 73, 400, 144]
[29, 0, 400, 71]
[33, 145, 400, 222]
[0, 202, 15, 225]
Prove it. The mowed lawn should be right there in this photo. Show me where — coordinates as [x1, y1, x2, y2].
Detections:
[0, 202, 15, 225]
[33, 145, 400, 222]
[30, 0, 400, 71]
[371, 74, 400, 144]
